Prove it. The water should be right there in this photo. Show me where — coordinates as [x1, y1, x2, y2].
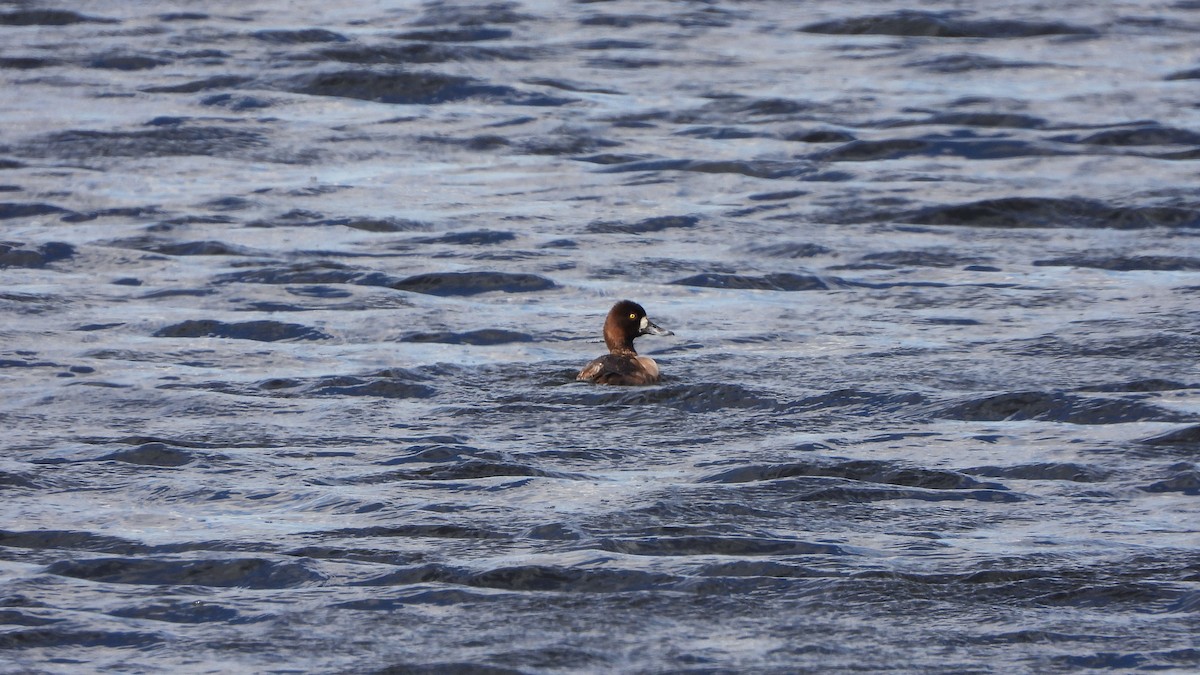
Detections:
[2, 1, 1199, 672]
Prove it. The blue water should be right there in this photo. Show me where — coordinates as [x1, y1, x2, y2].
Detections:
[2, 1, 1199, 672]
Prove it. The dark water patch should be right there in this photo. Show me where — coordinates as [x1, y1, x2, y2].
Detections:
[818, 139, 928, 162]
[395, 27, 513, 42]
[897, 197, 1200, 229]
[800, 11, 1095, 38]
[202, 93, 273, 111]
[919, 317, 981, 326]
[330, 216, 430, 232]
[390, 271, 556, 296]
[746, 241, 831, 258]
[937, 391, 1192, 424]
[574, 152, 651, 165]
[107, 237, 257, 256]
[0, 242, 75, 267]
[908, 112, 1049, 129]
[784, 129, 857, 143]
[142, 289, 217, 299]
[701, 459, 1000, 491]
[1033, 254, 1200, 271]
[154, 319, 331, 342]
[218, 262, 367, 285]
[859, 250, 988, 268]
[401, 329, 532, 345]
[45, 557, 326, 588]
[286, 285, 352, 299]
[596, 536, 847, 557]
[353, 460, 586, 483]
[87, 53, 169, 71]
[109, 599, 247, 624]
[315, 43, 538, 65]
[286, 69, 572, 106]
[818, 137, 1066, 162]
[0, 203, 74, 220]
[585, 56, 668, 70]
[747, 190, 807, 202]
[574, 38, 654, 51]
[1141, 471, 1200, 495]
[359, 563, 676, 593]
[599, 158, 838, 180]
[413, 230, 516, 246]
[0, 57, 59, 69]
[1166, 67, 1200, 80]
[318, 524, 509, 540]
[97, 442, 195, 467]
[685, 96, 818, 121]
[21, 127, 267, 160]
[1076, 379, 1192, 393]
[0, 10, 117, 26]
[907, 53, 1043, 73]
[0, 530, 151, 555]
[1141, 424, 1200, 447]
[586, 214, 698, 234]
[246, 210, 429, 232]
[419, 133, 510, 151]
[0, 629, 163, 650]
[60, 205, 167, 223]
[965, 463, 1111, 482]
[571, 383, 777, 413]
[410, 2, 533, 26]
[670, 272, 829, 291]
[0, 471, 38, 489]
[1055, 125, 1200, 147]
[253, 28, 348, 44]
[141, 75, 253, 94]
[522, 78, 621, 95]
[0, 610, 61, 627]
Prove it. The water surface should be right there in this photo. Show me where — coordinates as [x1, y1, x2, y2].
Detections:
[2, 1, 1199, 672]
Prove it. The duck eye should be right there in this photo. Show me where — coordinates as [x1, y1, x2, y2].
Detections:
[628, 313, 637, 320]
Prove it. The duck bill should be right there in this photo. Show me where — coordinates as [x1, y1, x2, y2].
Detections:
[640, 317, 673, 336]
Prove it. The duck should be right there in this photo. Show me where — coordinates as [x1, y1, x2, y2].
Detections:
[577, 300, 673, 385]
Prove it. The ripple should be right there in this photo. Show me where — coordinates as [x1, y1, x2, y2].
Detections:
[0, 241, 74, 267]
[390, 271, 557, 296]
[670, 272, 830, 291]
[585, 214, 698, 234]
[595, 535, 847, 557]
[401, 329, 533, 345]
[937, 391, 1194, 424]
[1033, 254, 1200, 271]
[153, 319, 331, 342]
[46, 557, 326, 588]
[898, 197, 1200, 229]
[286, 69, 573, 106]
[96, 442, 195, 467]
[800, 11, 1095, 38]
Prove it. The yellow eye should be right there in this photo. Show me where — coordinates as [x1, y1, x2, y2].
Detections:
[629, 313, 637, 320]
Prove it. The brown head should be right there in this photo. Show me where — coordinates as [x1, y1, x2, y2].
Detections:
[602, 300, 672, 355]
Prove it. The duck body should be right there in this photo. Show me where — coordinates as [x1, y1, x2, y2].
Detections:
[577, 300, 672, 386]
